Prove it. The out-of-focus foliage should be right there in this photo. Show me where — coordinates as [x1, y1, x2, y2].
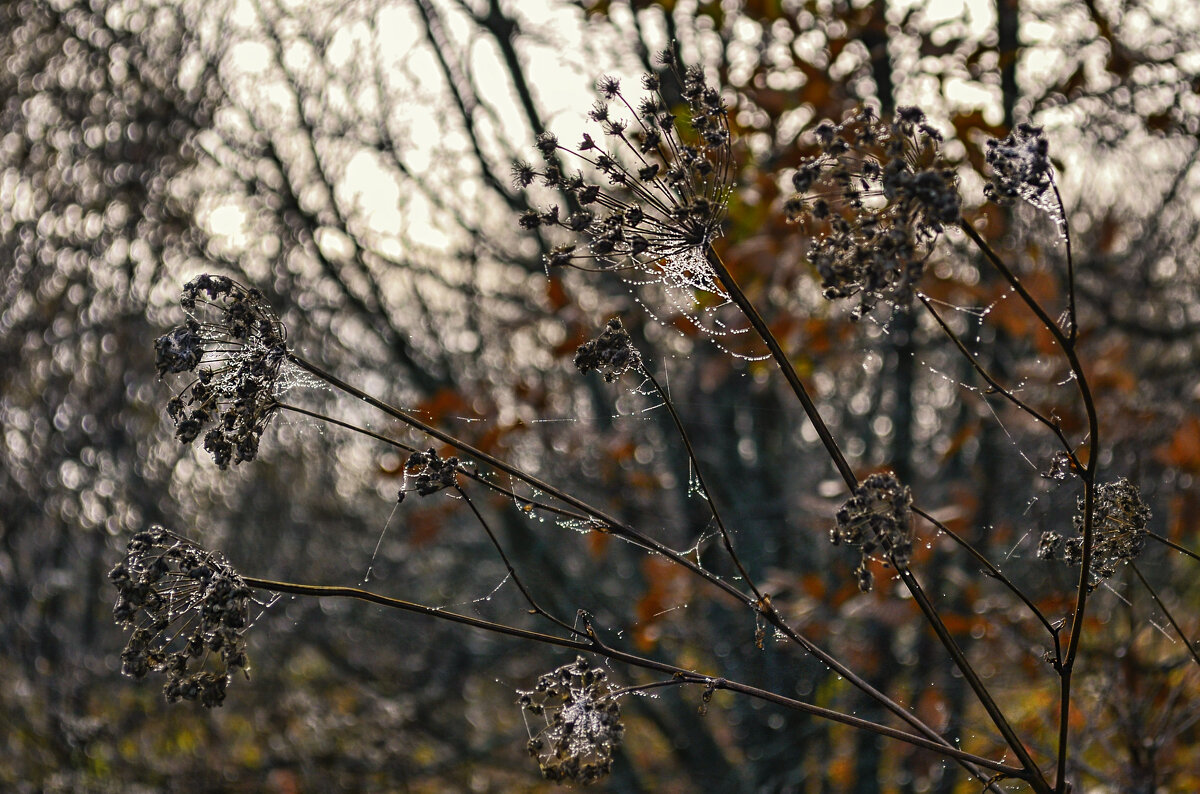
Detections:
[2, 0, 1199, 792]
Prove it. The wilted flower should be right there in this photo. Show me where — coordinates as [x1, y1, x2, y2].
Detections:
[785, 107, 960, 318]
[831, 471, 914, 592]
[984, 123, 1061, 232]
[574, 318, 643, 382]
[399, 448, 461, 499]
[517, 656, 625, 786]
[155, 274, 289, 468]
[110, 526, 252, 707]
[1038, 478, 1150, 589]
[514, 50, 732, 299]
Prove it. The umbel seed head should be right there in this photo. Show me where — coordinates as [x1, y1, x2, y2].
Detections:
[1038, 478, 1150, 590]
[517, 656, 624, 786]
[156, 275, 289, 468]
[574, 318, 643, 382]
[512, 50, 732, 299]
[110, 526, 252, 708]
[784, 107, 961, 319]
[831, 471, 914, 592]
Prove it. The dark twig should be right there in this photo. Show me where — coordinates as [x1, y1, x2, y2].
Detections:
[237, 574, 1032, 778]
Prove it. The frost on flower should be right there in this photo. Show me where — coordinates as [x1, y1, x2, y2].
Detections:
[784, 107, 960, 319]
[984, 123, 1065, 236]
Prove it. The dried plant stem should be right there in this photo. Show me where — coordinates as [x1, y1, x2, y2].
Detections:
[705, 248, 857, 489]
[287, 351, 984, 780]
[1131, 564, 1200, 669]
[914, 506, 1060, 642]
[275, 401, 593, 522]
[456, 484, 583, 637]
[917, 293, 1082, 472]
[900, 567, 1049, 789]
[641, 368, 764, 603]
[1148, 531, 1200, 563]
[958, 219, 1101, 793]
[706, 247, 1050, 790]
[238, 574, 1031, 779]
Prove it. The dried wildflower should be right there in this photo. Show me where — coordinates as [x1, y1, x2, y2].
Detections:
[1041, 451, 1076, 482]
[513, 51, 731, 298]
[1038, 478, 1150, 589]
[156, 275, 291, 468]
[400, 448, 460, 498]
[574, 318, 643, 382]
[830, 471, 914, 592]
[785, 107, 961, 319]
[984, 123, 1062, 232]
[518, 656, 624, 786]
[110, 526, 252, 707]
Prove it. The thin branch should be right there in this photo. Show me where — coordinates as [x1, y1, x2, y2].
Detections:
[275, 400, 593, 522]
[1148, 531, 1200, 564]
[914, 505, 1059, 640]
[239, 574, 1032, 778]
[917, 293, 1082, 472]
[899, 566, 1050, 790]
[285, 351, 976, 773]
[455, 484, 582, 637]
[705, 248, 857, 489]
[641, 369, 764, 603]
[1132, 563, 1200, 669]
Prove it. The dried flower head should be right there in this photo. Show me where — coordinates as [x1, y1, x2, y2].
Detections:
[574, 318, 643, 382]
[400, 448, 461, 498]
[785, 107, 960, 318]
[1038, 478, 1150, 589]
[517, 656, 625, 786]
[830, 471, 914, 592]
[984, 123, 1062, 232]
[155, 275, 291, 468]
[109, 526, 252, 707]
[514, 52, 731, 299]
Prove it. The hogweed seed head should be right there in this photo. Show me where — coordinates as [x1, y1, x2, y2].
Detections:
[400, 448, 461, 498]
[785, 107, 961, 319]
[110, 526, 252, 707]
[574, 318, 643, 382]
[514, 53, 732, 298]
[1038, 478, 1150, 590]
[984, 123, 1063, 234]
[831, 471, 914, 592]
[156, 275, 292, 469]
[518, 656, 624, 786]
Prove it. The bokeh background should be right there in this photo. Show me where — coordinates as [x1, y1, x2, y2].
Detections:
[2, 0, 1199, 791]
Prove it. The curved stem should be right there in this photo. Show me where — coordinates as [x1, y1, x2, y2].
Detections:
[1050, 183, 1077, 346]
[917, 294, 1082, 472]
[914, 505, 1058, 640]
[456, 484, 582, 637]
[1148, 531, 1200, 564]
[239, 574, 1031, 778]
[287, 353, 716, 571]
